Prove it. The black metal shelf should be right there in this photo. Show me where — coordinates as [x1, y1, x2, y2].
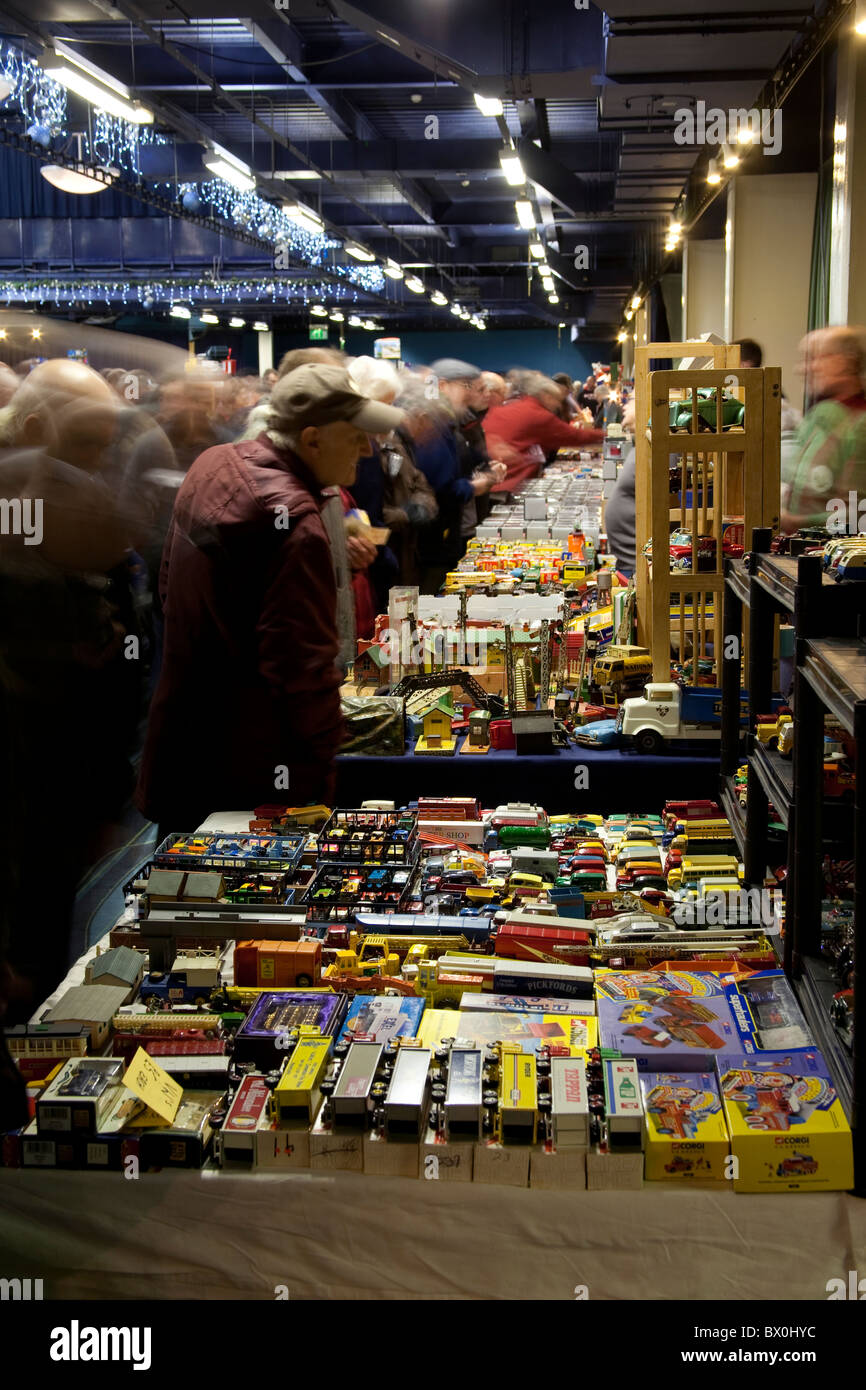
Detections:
[751, 741, 793, 828]
[720, 775, 746, 862]
[722, 528, 866, 1192]
[802, 637, 866, 736]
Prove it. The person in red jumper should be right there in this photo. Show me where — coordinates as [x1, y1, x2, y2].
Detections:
[137, 364, 403, 833]
[482, 373, 604, 494]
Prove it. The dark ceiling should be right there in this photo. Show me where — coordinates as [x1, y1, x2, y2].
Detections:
[0, 0, 829, 338]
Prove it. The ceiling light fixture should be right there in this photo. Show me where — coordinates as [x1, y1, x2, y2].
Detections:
[43, 42, 153, 124]
[363, 319, 377, 330]
[31, 327, 42, 339]
[404, 275, 425, 293]
[722, 144, 740, 169]
[515, 199, 535, 229]
[283, 202, 324, 235]
[348, 315, 364, 327]
[475, 93, 503, 117]
[253, 321, 268, 331]
[229, 316, 246, 328]
[707, 158, 721, 185]
[40, 162, 115, 194]
[200, 312, 219, 325]
[383, 260, 404, 279]
[625, 309, 633, 321]
[630, 294, 642, 310]
[548, 294, 560, 305]
[273, 169, 321, 180]
[529, 240, 546, 259]
[309, 304, 328, 318]
[169, 305, 191, 319]
[203, 143, 255, 193]
[329, 310, 345, 322]
[450, 303, 463, 316]
[430, 290, 448, 306]
[617, 330, 628, 343]
[344, 241, 376, 262]
[500, 150, 524, 185]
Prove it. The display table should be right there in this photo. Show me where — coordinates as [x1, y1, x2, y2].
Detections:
[336, 743, 721, 813]
[0, 1167, 863, 1300]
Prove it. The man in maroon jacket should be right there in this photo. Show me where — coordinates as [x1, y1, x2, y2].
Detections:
[483, 372, 604, 493]
[137, 364, 403, 831]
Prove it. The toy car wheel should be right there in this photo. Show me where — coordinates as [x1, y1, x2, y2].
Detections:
[635, 729, 663, 755]
[483, 1090, 498, 1107]
[537, 1095, 552, 1112]
[295, 974, 313, 987]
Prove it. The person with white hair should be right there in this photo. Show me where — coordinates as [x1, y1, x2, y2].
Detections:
[482, 370, 604, 494]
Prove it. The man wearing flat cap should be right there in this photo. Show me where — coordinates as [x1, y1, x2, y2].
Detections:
[137, 364, 403, 830]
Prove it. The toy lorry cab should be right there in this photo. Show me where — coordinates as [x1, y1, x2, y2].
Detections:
[618, 683, 743, 754]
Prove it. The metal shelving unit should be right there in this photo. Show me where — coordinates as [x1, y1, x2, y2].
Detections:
[721, 530, 866, 1191]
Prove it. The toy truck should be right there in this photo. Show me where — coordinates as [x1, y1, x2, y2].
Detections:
[140, 951, 222, 1008]
[617, 684, 747, 754]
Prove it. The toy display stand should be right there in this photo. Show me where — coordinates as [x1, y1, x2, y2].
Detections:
[721, 529, 866, 1191]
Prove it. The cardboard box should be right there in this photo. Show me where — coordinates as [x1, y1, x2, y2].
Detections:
[716, 1051, 854, 1193]
[340, 995, 425, 1044]
[473, 1140, 531, 1187]
[255, 1116, 312, 1170]
[596, 970, 738, 1071]
[36, 1058, 125, 1137]
[309, 1110, 364, 1171]
[419, 1137, 474, 1182]
[585, 1149, 644, 1190]
[723, 971, 814, 1055]
[640, 1072, 729, 1181]
[530, 1147, 587, 1190]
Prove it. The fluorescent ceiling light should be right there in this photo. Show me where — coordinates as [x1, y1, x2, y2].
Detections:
[500, 151, 524, 185]
[630, 294, 641, 310]
[557, 321, 566, 328]
[274, 169, 321, 180]
[204, 157, 255, 193]
[404, 275, 425, 293]
[548, 294, 560, 305]
[376, 30, 401, 47]
[31, 328, 42, 339]
[363, 319, 377, 330]
[475, 93, 503, 117]
[329, 310, 345, 321]
[200, 312, 219, 325]
[252, 321, 268, 331]
[348, 315, 364, 327]
[459, 308, 471, 320]
[669, 221, 682, 236]
[310, 304, 328, 317]
[515, 199, 535, 229]
[477, 320, 486, 330]
[430, 290, 448, 305]
[284, 202, 324, 235]
[40, 162, 114, 194]
[450, 303, 463, 316]
[736, 127, 755, 145]
[707, 158, 721, 185]
[229, 316, 245, 328]
[722, 144, 739, 169]
[44, 44, 153, 124]
[383, 260, 404, 279]
[169, 305, 191, 319]
[344, 241, 376, 262]
[529, 240, 546, 259]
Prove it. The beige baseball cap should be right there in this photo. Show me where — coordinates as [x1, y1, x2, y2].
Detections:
[270, 363, 404, 433]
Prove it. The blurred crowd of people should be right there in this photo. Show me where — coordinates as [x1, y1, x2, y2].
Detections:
[0, 344, 602, 1027]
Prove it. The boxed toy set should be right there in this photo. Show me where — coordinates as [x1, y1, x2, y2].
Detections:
[716, 1051, 854, 1192]
[596, 970, 738, 1071]
[640, 1072, 730, 1181]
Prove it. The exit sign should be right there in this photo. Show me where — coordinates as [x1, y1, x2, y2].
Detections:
[309, 325, 329, 341]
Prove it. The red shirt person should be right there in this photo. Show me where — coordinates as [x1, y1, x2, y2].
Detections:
[482, 374, 604, 492]
[137, 365, 403, 829]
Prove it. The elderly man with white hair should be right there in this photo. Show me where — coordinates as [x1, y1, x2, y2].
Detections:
[482, 370, 604, 494]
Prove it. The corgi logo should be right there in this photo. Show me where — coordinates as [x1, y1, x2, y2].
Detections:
[49, 1322, 152, 1371]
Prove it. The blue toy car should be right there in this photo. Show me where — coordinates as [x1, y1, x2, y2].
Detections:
[574, 718, 620, 748]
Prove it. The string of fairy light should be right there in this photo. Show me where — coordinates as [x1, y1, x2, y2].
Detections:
[0, 278, 368, 308]
[0, 40, 387, 301]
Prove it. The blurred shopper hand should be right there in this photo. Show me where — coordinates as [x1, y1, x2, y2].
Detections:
[346, 534, 378, 570]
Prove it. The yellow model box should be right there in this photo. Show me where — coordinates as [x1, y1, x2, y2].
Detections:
[417, 1008, 596, 1055]
[716, 1051, 854, 1193]
[271, 1036, 332, 1124]
[640, 1072, 729, 1182]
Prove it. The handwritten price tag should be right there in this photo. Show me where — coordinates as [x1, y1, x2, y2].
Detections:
[122, 1047, 182, 1125]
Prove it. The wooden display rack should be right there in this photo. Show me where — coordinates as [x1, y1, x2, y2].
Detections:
[633, 342, 780, 683]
